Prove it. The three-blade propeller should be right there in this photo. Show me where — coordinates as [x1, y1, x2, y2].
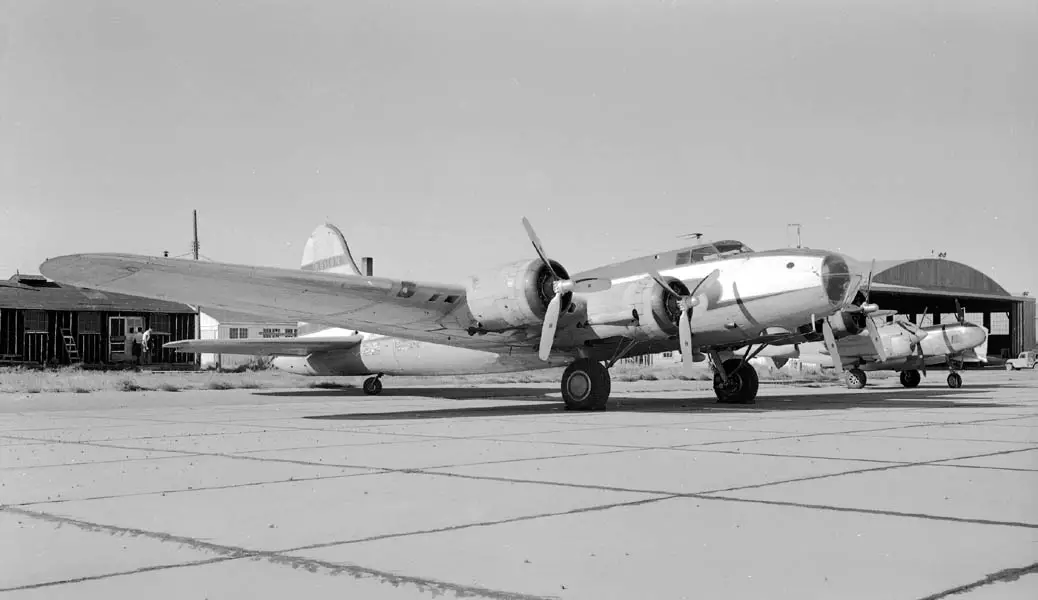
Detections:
[522, 218, 612, 360]
[646, 268, 720, 375]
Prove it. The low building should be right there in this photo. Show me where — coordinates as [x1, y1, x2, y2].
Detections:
[0, 274, 197, 367]
[196, 307, 298, 369]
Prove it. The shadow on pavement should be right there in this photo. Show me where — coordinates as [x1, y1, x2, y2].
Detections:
[304, 385, 1018, 421]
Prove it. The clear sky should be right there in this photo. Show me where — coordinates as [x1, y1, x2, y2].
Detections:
[2, 0, 1036, 294]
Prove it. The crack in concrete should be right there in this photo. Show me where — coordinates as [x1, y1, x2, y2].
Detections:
[916, 561, 1038, 599]
[0, 506, 562, 599]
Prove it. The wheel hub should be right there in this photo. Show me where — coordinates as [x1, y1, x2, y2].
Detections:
[566, 372, 591, 400]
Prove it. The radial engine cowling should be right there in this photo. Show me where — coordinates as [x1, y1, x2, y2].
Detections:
[580, 276, 691, 341]
[823, 311, 867, 338]
[465, 259, 570, 332]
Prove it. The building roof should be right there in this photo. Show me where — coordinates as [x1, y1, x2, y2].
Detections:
[851, 258, 1012, 298]
[0, 274, 196, 313]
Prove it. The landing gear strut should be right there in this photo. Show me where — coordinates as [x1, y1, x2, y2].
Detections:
[363, 374, 384, 395]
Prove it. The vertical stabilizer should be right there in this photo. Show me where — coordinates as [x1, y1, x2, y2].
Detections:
[300, 223, 362, 275]
[298, 223, 363, 336]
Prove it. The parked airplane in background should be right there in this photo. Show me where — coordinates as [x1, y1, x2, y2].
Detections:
[40, 219, 873, 410]
[796, 305, 988, 389]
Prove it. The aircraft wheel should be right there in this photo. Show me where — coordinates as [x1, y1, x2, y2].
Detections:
[362, 376, 383, 395]
[561, 359, 611, 411]
[845, 369, 867, 389]
[899, 370, 921, 388]
[714, 359, 759, 404]
[947, 373, 962, 388]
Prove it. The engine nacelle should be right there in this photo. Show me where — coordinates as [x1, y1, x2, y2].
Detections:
[577, 276, 690, 341]
[823, 311, 867, 338]
[465, 259, 570, 332]
[882, 333, 915, 360]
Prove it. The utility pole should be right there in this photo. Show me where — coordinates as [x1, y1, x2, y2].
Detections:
[192, 210, 200, 260]
[191, 209, 201, 367]
[787, 223, 802, 248]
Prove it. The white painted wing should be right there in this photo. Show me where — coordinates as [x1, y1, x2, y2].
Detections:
[164, 336, 363, 357]
[39, 254, 520, 352]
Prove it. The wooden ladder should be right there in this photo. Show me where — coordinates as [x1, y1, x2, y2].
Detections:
[60, 328, 81, 364]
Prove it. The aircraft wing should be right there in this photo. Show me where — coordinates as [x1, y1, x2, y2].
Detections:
[164, 336, 363, 357]
[40, 254, 522, 352]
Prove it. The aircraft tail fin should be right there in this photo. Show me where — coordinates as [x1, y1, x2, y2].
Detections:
[301, 223, 363, 275]
[298, 223, 364, 337]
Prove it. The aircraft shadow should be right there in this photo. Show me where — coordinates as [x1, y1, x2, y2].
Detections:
[305, 385, 1018, 422]
[259, 386, 555, 401]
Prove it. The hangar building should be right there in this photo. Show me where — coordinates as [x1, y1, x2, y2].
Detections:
[0, 274, 197, 367]
[859, 258, 1035, 358]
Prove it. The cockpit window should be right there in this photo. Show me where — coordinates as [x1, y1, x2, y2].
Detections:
[674, 241, 753, 266]
[714, 240, 754, 255]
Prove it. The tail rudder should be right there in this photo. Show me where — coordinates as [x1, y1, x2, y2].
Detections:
[301, 223, 362, 275]
[299, 223, 363, 337]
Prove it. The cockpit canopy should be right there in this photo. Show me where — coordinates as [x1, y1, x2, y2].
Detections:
[674, 240, 754, 266]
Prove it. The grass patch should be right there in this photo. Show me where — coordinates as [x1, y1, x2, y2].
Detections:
[157, 382, 181, 392]
[71, 386, 92, 394]
[206, 380, 234, 390]
[116, 378, 144, 392]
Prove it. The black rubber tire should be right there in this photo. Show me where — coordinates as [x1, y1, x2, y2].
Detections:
[846, 369, 867, 389]
[561, 359, 611, 411]
[899, 370, 921, 388]
[363, 377, 383, 395]
[947, 373, 962, 389]
[714, 359, 760, 404]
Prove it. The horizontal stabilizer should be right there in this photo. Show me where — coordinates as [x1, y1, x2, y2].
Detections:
[164, 335, 363, 357]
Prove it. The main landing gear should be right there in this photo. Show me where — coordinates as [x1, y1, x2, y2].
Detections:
[362, 374, 384, 395]
[560, 359, 611, 410]
[899, 369, 921, 388]
[845, 368, 867, 389]
[898, 368, 964, 389]
[708, 348, 763, 404]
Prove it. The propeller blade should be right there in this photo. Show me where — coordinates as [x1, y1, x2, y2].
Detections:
[917, 343, 927, 377]
[689, 269, 720, 298]
[646, 269, 683, 299]
[863, 259, 875, 303]
[538, 293, 562, 361]
[919, 306, 929, 327]
[521, 217, 559, 279]
[955, 299, 965, 324]
[678, 310, 695, 376]
[573, 277, 612, 293]
[864, 315, 887, 362]
[821, 319, 844, 375]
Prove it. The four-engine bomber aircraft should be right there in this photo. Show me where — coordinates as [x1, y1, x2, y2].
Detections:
[40, 219, 871, 410]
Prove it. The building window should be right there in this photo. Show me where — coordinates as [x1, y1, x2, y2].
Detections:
[24, 310, 47, 332]
[228, 327, 249, 339]
[149, 314, 170, 333]
[284, 328, 298, 338]
[79, 312, 101, 334]
[261, 328, 282, 338]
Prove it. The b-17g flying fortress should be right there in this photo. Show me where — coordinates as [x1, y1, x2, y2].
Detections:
[42, 217, 923, 409]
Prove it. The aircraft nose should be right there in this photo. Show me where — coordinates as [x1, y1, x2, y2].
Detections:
[820, 254, 852, 306]
[966, 323, 988, 347]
